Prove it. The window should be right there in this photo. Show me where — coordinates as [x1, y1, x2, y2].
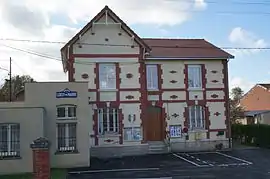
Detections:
[124, 127, 142, 141]
[0, 124, 20, 158]
[98, 108, 119, 134]
[57, 105, 76, 119]
[99, 64, 116, 89]
[146, 65, 158, 90]
[188, 65, 202, 88]
[57, 123, 77, 152]
[188, 106, 205, 130]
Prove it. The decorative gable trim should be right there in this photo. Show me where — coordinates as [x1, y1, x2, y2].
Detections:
[61, 6, 150, 58]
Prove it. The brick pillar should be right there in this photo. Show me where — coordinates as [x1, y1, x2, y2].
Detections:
[30, 137, 50, 179]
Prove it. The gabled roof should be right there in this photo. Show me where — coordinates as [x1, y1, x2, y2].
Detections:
[143, 38, 234, 59]
[61, 5, 150, 54]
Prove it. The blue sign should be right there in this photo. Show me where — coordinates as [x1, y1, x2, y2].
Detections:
[56, 88, 77, 98]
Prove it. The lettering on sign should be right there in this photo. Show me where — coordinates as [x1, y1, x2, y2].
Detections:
[56, 88, 77, 98]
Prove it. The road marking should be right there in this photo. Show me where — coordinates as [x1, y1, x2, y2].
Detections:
[215, 152, 253, 165]
[68, 168, 160, 174]
[172, 153, 202, 167]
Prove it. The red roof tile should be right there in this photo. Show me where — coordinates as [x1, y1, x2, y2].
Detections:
[143, 38, 234, 59]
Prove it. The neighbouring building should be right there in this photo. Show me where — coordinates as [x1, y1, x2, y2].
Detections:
[238, 84, 270, 125]
[0, 82, 91, 174]
[0, 5, 234, 175]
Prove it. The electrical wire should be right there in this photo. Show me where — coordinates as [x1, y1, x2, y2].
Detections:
[0, 38, 270, 50]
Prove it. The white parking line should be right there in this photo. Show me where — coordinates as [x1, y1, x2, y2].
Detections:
[215, 152, 253, 165]
[172, 153, 202, 167]
[68, 168, 160, 174]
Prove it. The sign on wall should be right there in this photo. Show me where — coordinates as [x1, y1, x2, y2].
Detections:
[169, 125, 182, 138]
[56, 88, 77, 98]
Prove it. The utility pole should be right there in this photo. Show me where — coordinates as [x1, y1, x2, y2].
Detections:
[9, 57, 12, 102]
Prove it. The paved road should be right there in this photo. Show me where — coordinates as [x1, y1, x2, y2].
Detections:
[68, 148, 270, 179]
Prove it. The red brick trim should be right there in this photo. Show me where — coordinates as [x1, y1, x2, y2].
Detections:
[93, 110, 98, 145]
[72, 54, 140, 58]
[222, 60, 230, 138]
[68, 47, 75, 82]
[119, 108, 124, 144]
[205, 106, 210, 139]
[139, 48, 147, 143]
[94, 64, 100, 101]
[208, 129, 227, 132]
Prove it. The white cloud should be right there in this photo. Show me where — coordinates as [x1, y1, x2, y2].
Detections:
[194, 0, 207, 10]
[228, 27, 268, 56]
[0, 0, 207, 83]
[229, 76, 255, 93]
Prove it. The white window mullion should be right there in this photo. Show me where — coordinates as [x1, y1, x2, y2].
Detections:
[194, 106, 197, 128]
[200, 107, 203, 128]
[100, 109, 103, 134]
[113, 109, 116, 132]
[65, 124, 69, 150]
[7, 125, 11, 155]
[107, 108, 110, 132]
[189, 107, 192, 129]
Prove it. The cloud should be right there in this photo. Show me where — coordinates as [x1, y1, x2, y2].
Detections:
[228, 27, 268, 56]
[194, 0, 207, 10]
[0, 0, 207, 83]
[229, 76, 254, 93]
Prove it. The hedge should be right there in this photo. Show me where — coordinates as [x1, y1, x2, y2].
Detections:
[232, 124, 270, 148]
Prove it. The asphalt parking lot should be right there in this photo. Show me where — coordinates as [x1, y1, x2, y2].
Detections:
[68, 148, 270, 179]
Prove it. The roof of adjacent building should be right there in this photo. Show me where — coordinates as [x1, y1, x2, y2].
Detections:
[244, 110, 270, 117]
[258, 84, 270, 89]
[143, 38, 234, 59]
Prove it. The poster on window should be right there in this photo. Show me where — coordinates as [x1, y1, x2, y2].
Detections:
[169, 125, 182, 138]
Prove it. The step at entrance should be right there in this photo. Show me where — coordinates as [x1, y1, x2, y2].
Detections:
[148, 141, 169, 154]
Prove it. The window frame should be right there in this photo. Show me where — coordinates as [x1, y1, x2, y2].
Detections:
[56, 104, 77, 120]
[98, 108, 119, 135]
[188, 105, 205, 130]
[146, 64, 159, 90]
[0, 123, 20, 159]
[56, 122, 77, 153]
[99, 63, 117, 90]
[187, 65, 202, 89]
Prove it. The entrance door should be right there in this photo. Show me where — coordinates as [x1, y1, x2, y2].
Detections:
[145, 106, 163, 141]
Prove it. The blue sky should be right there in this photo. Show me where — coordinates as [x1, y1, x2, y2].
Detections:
[0, 0, 269, 92]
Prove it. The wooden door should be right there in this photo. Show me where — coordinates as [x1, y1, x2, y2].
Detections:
[145, 106, 163, 141]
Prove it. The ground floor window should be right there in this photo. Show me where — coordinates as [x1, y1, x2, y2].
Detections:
[0, 124, 20, 158]
[57, 123, 77, 152]
[98, 108, 119, 134]
[123, 127, 142, 141]
[188, 105, 205, 130]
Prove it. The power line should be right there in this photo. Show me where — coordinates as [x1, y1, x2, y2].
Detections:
[0, 44, 141, 66]
[0, 38, 270, 50]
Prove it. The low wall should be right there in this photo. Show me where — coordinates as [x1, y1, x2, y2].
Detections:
[170, 139, 230, 152]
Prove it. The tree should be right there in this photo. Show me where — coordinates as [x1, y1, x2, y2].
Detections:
[0, 75, 35, 101]
[230, 87, 245, 124]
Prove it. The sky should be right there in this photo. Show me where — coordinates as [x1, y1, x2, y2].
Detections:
[0, 0, 270, 93]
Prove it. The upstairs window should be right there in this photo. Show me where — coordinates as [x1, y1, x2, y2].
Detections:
[188, 65, 202, 88]
[98, 108, 119, 135]
[57, 105, 76, 120]
[146, 65, 158, 90]
[188, 106, 205, 130]
[99, 64, 116, 90]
